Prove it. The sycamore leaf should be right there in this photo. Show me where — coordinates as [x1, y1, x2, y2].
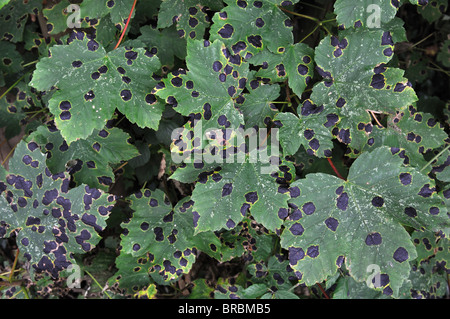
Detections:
[210, 0, 297, 59]
[120, 191, 198, 283]
[27, 122, 140, 190]
[249, 43, 315, 97]
[310, 28, 417, 152]
[0, 140, 115, 279]
[171, 148, 294, 234]
[0, 0, 41, 43]
[334, 0, 400, 29]
[80, 0, 136, 31]
[136, 25, 187, 67]
[274, 100, 335, 157]
[30, 31, 164, 143]
[154, 39, 248, 133]
[358, 106, 447, 169]
[157, 0, 223, 40]
[280, 146, 450, 297]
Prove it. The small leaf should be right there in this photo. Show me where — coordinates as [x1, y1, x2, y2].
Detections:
[210, 0, 295, 59]
[27, 122, 140, 190]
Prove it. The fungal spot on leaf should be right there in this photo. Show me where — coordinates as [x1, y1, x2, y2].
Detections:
[418, 184, 435, 198]
[324, 217, 339, 231]
[404, 206, 417, 218]
[72, 60, 82, 68]
[289, 223, 304, 236]
[306, 245, 319, 258]
[222, 183, 233, 197]
[370, 73, 385, 89]
[120, 89, 132, 101]
[218, 24, 234, 38]
[255, 17, 265, 28]
[428, 207, 439, 216]
[84, 90, 95, 101]
[371, 196, 384, 207]
[226, 219, 235, 229]
[247, 35, 262, 48]
[212, 60, 222, 72]
[336, 192, 348, 211]
[302, 202, 316, 215]
[245, 191, 258, 204]
[365, 232, 382, 246]
[288, 247, 305, 265]
[399, 173, 412, 185]
[393, 247, 409, 263]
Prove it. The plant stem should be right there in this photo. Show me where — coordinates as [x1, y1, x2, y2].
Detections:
[279, 6, 319, 22]
[85, 270, 112, 299]
[0, 73, 28, 101]
[22, 60, 39, 68]
[1, 144, 17, 167]
[9, 249, 20, 283]
[299, 24, 319, 43]
[420, 144, 450, 173]
[113, 0, 138, 50]
[316, 283, 330, 299]
[327, 158, 345, 180]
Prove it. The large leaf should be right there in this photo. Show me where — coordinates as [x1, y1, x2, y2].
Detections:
[0, 140, 115, 278]
[310, 28, 417, 152]
[80, 0, 136, 31]
[154, 39, 249, 133]
[280, 146, 450, 297]
[30, 31, 164, 143]
[171, 148, 294, 234]
[359, 107, 447, 169]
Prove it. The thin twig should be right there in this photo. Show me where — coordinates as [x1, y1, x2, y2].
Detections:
[113, 0, 138, 50]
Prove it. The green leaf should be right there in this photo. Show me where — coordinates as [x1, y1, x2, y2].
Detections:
[281, 146, 450, 297]
[27, 122, 140, 191]
[359, 107, 447, 170]
[334, 0, 400, 29]
[0, 40, 23, 86]
[171, 148, 293, 234]
[274, 100, 335, 157]
[239, 82, 280, 128]
[155, 39, 248, 133]
[310, 28, 417, 152]
[248, 255, 298, 294]
[210, 0, 295, 59]
[43, 0, 72, 35]
[417, 0, 448, 23]
[120, 191, 198, 282]
[437, 39, 450, 68]
[136, 25, 187, 67]
[0, 140, 115, 279]
[30, 31, 164, 143]
[80, 0, 136, 31]
[249, 43, 315, 97]
[0, 0, 41, 43]
[157, 0, 223, 40]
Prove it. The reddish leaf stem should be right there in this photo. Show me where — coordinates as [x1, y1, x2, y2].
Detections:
[113, 0, 138, 50]
[316, 283, 330, 299]
[327, 158, 345, 180]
